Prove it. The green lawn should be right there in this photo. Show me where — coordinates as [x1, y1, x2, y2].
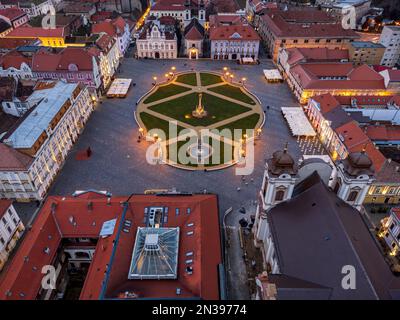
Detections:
[208, 84, 256, 105]
[139, 112, 185, 140]
[144, 84, 191, 104]
[200, 73, 223, 86]
[167, 137, 234, 167]
[175, 73, 198, 86]
[217, 113, 261, 140]
[148, 93, 251, 127]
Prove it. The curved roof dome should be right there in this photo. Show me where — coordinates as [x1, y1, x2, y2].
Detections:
[342, 151, 374, 177]
[268, 146, 298, 176]
[348, 152, 373, 169]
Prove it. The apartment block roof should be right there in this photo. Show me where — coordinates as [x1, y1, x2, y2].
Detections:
[335, 121, 386, 171]
[5, 26, 65, 38]
[31, 47, 94, 72]
[4, 81, 79, 149]
[151, 0, 186, 11]
[0, 192, 222, 300]
[0, 8, 26, 20]
[92, 17, 127, 38]
[365, 125, 400, 142]
[291, 63, 386, 90]
[0, 37, 39, 50]
[286, 47, 349, 67]
[261, 9, 359, 39]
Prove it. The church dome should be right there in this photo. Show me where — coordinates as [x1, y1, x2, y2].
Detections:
[268, 145, 298, 176]
[342, 150, 374, 177]
[348, 152, 373, 169]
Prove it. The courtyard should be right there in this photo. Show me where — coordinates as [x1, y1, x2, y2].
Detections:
[46, 58, 323, 299]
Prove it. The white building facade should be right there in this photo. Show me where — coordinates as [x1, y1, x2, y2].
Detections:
[150, 0, 206, 29]
[0, 61, 33, 80]
[380, 208, 400, 257]
[210, 26, 260, 60]
[0, 81, 94, 200]
[137, 22, 177, 59]
[0, 201, 24, 271]
[380, 26, 400, 67]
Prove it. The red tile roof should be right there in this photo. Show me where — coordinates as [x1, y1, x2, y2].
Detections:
[335, 121, 386, 171]
[151, 0, 185, 11]
[311, 93, 341, 114]
[334, 95, 393, 107]
[0, 37, 38, 49]
[5, 26, 65, 38]
[90, 11, 113, 23]
[291, 63, 386, 90]
[0, 50, 31, 69]
[32, 47, 94, 72]
[0, 8, 26, 20]
[0, 199, 12, 220]
[365, 125, 400, 142]
[185, 26, 203, 40]
[262, 9, 359, 39]
[0, 143, 33, 171]
[92, 17, 127, 37]
[286, 47, 349, 66]
[210, 24, 260, 41]
[0, 192, 222, 300]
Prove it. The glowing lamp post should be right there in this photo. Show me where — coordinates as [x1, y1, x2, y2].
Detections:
[230, 74, 234, 83]
[241, 77, 247, 87]
[153, 76, 157, 85]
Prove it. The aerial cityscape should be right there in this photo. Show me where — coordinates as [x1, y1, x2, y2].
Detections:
[0, 0, 399, 306]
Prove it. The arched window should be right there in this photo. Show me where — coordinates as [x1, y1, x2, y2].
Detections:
[275, 189, 285, 201]
[347, 190, 359, 202]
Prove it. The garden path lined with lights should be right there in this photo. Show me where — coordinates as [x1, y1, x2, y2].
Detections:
[135, 71, 265, 170]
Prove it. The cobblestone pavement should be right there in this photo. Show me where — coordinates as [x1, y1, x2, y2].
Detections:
[47, 57, 325, 299]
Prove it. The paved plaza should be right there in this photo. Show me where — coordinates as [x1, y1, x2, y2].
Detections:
[46, 57, 326, 299]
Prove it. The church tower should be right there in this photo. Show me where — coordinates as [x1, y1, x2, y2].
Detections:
[334, 150, 375, 211]
[184, 0, 192, 24]
[254, 145, 299, 244]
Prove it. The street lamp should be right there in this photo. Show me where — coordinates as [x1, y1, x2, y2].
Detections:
[241, 77, 247, 86]
[153, 76, 157, 85]
[223, 66, 228, 72]
[230, 74, 234, 83]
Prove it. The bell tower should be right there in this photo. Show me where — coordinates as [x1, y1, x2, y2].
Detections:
[334, 149, 375, 211]
[198, 0, 205, 24]
[184, 0, 191, 23]
[254, 144, 299, 244]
